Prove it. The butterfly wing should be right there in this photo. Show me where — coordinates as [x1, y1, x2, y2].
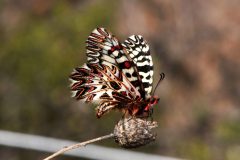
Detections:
[70, 63, 141, 117]
[122, 35, 154, 98]
[86, 28, 119, 68]
[70, 28, 155, 117]
[86, 28, 149, 99]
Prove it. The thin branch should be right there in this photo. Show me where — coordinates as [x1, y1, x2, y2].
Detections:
[43, 133, 114, 160]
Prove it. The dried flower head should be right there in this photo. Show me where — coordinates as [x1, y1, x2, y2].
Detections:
[114, 117, 158, 148]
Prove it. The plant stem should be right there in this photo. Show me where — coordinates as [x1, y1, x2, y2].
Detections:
[43, 133, 114, 160]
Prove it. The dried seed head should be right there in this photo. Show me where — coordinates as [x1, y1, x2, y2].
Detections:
[113, 117, 158, 148]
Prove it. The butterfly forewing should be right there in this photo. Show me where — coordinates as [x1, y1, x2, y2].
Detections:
[122, 35, 153, 98]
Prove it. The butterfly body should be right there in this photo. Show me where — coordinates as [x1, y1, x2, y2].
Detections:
[70, 28, 163, 118]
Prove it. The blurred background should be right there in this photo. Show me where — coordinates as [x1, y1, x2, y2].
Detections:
[0, 0, 239, 159]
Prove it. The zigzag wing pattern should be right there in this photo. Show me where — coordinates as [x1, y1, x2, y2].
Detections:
[86, 28, 119, 68]
[70, 63, 141, 117]
[86, 28, 146, 98]
[122, 35, 154, 98]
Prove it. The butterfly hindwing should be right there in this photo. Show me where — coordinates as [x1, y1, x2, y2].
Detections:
[70, 63, 141, 117]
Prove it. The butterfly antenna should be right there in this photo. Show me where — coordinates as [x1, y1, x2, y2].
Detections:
[152, 73, 165, 95]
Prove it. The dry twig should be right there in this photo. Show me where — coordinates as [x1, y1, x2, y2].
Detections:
[43, 133, 114, 160]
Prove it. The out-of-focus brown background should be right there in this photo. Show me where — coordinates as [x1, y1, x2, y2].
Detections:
[0, 0, 239, 159]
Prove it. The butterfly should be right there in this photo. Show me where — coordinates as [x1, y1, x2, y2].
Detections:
[70, 28, 165, 118]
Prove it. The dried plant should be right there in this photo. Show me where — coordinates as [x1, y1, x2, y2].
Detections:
[43, 117, 158, 160]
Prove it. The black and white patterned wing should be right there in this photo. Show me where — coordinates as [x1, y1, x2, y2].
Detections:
[86, 28, 146, 98]
[122, 35, 154, 98]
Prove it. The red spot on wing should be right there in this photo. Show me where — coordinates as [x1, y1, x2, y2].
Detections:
[111, 47, 115, 52]
[110, 45, 122, 53]
[121, 91, 127, 96]
[124, 61, 131, 69]
[115, 44, 122, 50]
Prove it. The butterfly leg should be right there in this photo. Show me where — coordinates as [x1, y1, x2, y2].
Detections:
[121, 110, 128, 119]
